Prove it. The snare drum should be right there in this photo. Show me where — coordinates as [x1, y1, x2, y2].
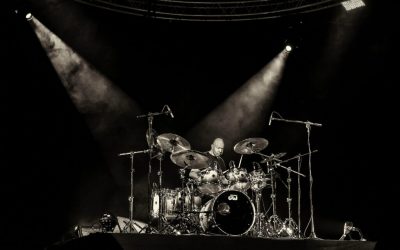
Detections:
[197, 167, 223, 195]
[224, 167, 250, 191]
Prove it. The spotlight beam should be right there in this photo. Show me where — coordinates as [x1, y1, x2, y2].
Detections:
[187, 50, 289, 153]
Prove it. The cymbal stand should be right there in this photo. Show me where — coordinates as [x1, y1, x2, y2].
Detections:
[266, 163, 283, 237]
[137, 107, 172, 233]
[156, 152, 165, 232]
[269, 113, 322, 239]
[272, 162, 305, 238]
[296, 156, 303, 238]
[252, 188, 267, 237]
[281, 166, 299, 238]
[118, 149, 150, 233]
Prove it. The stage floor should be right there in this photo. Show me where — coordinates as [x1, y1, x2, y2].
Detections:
[47, 233, 377, 250]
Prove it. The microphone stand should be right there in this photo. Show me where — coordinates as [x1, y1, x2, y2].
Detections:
[137, 108, 171, 233]
[270, 115, 322, 239]
[118, 149, 150, 233]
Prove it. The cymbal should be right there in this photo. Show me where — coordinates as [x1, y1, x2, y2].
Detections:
[156, 133, 191, 153]
[170, 150, 209, 169]
[234, 138, 269, 154]
[260, 152, 286, 163]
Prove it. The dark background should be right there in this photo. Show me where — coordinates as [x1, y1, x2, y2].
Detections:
[1, 0, 398, 249]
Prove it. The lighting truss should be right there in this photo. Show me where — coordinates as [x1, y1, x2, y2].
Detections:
[74, 0, 344, 21]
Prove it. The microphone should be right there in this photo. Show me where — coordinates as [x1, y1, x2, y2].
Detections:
[165, 105, 174, 118]
[268, 112, 274, 126]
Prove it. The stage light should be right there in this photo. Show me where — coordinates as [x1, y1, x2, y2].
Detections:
[341, 0, 365, 11]
[285, 45, 292, 52]
[25, 13, 33, 21]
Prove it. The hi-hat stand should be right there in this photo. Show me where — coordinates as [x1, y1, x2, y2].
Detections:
[269, 111, 322, 239]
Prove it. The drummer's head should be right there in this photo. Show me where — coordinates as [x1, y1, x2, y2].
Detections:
[211, 138, 224, 157]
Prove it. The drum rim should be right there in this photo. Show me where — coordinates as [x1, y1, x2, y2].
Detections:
[210, 190, 256, 236]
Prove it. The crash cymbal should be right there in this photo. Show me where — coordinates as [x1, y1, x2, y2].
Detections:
[156, 133, 191, 153]
[170, 150, 209, 169]
[234, 138, 269, 155]
[260, 152, 287, 163]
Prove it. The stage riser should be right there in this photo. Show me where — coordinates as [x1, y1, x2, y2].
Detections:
[47, 233, 376, 250]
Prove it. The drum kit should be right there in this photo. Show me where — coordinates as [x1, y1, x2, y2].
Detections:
[118, 107, 319, 238]
[144, 134, 308, 237]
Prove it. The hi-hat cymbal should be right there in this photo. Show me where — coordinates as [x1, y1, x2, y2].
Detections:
[156, 133, 191, 153]
[234, 138, 269, 154]
[260, 152, 287, 163]
[170, 150, 209, 169]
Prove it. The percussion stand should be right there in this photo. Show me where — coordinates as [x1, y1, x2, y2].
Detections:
[170, 166, 192, 234]
[282, 166, 299, 238]
[273, 162, 305, 238]
[253, 188, 266, 237]
[266, 163, 283, 237]
[156, 152, 166, 232]
[269, 115, 322, 239]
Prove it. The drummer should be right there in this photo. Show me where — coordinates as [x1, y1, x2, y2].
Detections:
[188, 137, 229, 185]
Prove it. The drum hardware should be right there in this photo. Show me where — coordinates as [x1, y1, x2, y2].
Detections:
[280, 166, 299, 238]
[264, 162, 283, 237]
[161, 164, 203, 234]
[118, 149, 151, 233]
[136, 105, 174, 233]
[268, 111, 321, 239]
[154, 133, 191, 231]
[279, 150, 317, 238]
[251, 188, 267, 237]
[266, 159, 305, 237]
[259, 152, 286, 164]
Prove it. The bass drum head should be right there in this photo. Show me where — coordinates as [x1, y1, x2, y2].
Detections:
[200, 190, 255, 235]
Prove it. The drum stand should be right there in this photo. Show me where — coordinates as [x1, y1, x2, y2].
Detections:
[265, 164, 283, 237]
[281, 166, 299, 238]
[269, 114, 322, 239]
[251, 189, 267, 237]
[163, 167, 201, 235]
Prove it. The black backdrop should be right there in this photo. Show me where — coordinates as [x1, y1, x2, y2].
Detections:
[1, 1, 399, 249]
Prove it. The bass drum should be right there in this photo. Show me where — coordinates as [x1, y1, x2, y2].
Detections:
[199, 190, 255, 235]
